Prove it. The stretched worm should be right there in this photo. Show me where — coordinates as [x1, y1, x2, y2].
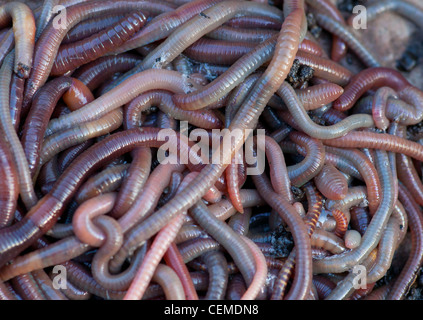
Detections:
[20, 77, 73, 176]
[51, 12, 147, 76]
[0, 134, 18, 228]
[0, 52, 37, 209]
[164, 243, 199, 300]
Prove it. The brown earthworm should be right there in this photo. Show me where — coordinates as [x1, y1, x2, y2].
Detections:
[20, 77, 73, 176]
[314, 164, 348, 201]
[164, 243, 199, 300]
[51, 12, 147, 76]
[62, 78, 95, 111]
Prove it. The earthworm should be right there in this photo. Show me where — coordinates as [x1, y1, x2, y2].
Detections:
[111, 147, 152, 219]
[0, 281, 19, 300]
[0, 52, 37, 209]
[75, 164, 130, 204]
[152, 264, 185, 300]
[179, 238, 221, 263]
[123, 209, 186, 300]
[324, 249, 378, 300]
[240, 235, 268, 300]
[90, 215, 124, 289]
[259, 135, 293, 202]
[0, 2, 35, 78]
[72, 54, 142, 91]
[303, 182, 324, 235]
[286, 131, 325, 187]
[310, 228, 346, 254]
[62, 14, 125, 44]
[350, 206, 370, 236]
[20, 77, 73, 176]
[276, 82, 374, 139]
[353, 95, 423, 126]
[330, 209, 348, 238]
[57, 140, 94, 173]
[324, 147, 381, 215]
[322, 131, 423, 162]
[191, 200, 258, 285]
[59, 279, 92, 300]
[252, 172, 312, 300]
[294, 83, 344, 110]
[31, 269, 68, 300]
[184, 38, 256, 65]
[305, 0, 347, 61]
[173, 35, 277, 111]
[343, 229, 362, 249]
[295, 51, 353, 86]
[395, 126, 423, 206]
[164, 243, 199, 300]
[0, 134, 18, 228]
[9, 74, 24, 131]
[46, 69, 199, 135]
[108, 0, 228, 55]
[0, 236, 90, 282]
[39, 108, 124, 168]
[175, 224, 209, 244]
[226, 15, 282, 29]
[124, 90, 222, 130]
[313, 12, 381, 67]
[314, 163, 348, 201]
[0, 29, 14, 67]
[10, 273, 46, 300]
[333, 67, 423, 112]
[226, 150, 245, 213]
[23, 0, 173, 111]
[51, 12, 147, 76]
[371, 87, 398, 131]
[226, 274, 246, 300]
[116, 1, 283, 79]
[35, 0, 60, 41]
[366, 216, 400, 283]
[313, 150, 395, 274]
[202, 250, 228, 300]
[207, 25, 278, 42]
[229, 208, 252, 236]
[349, 0, 423, 29]
[388, 184, 423, 300]
[62, 78, 95, 111]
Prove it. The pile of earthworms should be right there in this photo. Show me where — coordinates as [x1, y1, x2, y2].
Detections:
[0, 0, 423, 301]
